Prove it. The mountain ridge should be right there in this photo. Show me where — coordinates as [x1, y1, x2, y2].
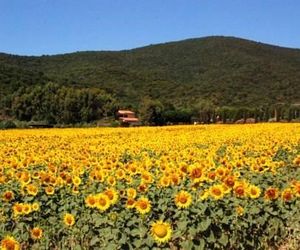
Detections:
[1, 36, 300, 56]
[1, 36, 300, 108]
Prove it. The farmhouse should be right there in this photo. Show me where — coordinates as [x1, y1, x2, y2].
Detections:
[117, 110, 139, 125]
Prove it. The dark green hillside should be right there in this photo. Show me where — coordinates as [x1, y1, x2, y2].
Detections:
[1, 36, 300, 109]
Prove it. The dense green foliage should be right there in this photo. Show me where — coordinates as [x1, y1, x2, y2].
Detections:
[1, 36, 300, 124]
[7, 83, 116, 124]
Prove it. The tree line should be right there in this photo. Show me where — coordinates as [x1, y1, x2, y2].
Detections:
[1, 83, 300, 127]
[1, 83, 117, 124]
[139, 98, 300, 126]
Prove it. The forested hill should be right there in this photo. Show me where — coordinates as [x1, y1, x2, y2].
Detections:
[1, 36, 300, 107]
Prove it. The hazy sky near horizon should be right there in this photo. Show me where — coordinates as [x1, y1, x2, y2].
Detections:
[0, 0, 299, 55]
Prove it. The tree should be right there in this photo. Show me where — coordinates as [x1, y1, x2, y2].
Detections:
[139, 97, 165, 126]
[193, 100, 216, 123]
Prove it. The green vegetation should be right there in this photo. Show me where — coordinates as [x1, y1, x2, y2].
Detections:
[1, 36, 300, 125]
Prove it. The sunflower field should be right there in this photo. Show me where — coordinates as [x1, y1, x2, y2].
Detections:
[1, 124, 300, 250]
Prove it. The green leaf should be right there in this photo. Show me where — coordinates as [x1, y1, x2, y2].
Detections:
[145, 236, 154, 248]
[130, 229, 140, 236]
[216, 208, 223, 217]
[133, 239, 143, 248]
[119, 233, 127, 245]
[198, 238, 206, 250]
[90, 236, 99, 246]
[82, 225, 89, 233]
[188, 227, 198, 237]
[180, 240, 193, 250]
[218, 233, 228, 246]
[249, 206, 260, 214]
[198, 218, 211, 232]
[177, 221, 188, 231]
[74, 245, 82, 250]
[207, 229, 215, 243]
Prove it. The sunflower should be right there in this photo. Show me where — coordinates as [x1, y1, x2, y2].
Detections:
[293, 156, 300, 166]
[209, 184, 224, 200]
[2, 191, 14, 202]
[12, 203, 23, 216]
[150, 220, 172, 244]
[31, 227, 43, 240]
[141, 172, 153, 184]
[126, 188, 137, 199]
[159, 176, 170, 187]
[199, 190, 209, 201]
[207, 171, 216, 182]
[22, 203, 32, 214]
[292, 181, 300, 197]
[32, 202, 40, 211]
[26, 184, 38, 196]
[1, 236, 20, 250]
[125, 198, 136, 209]
[189, 165, 203, 182]
[107, 176, 116, 186]
[247, 185, 261, 199]
[63, 213, 75, 226]
[45, 186, 55, 195]
[95, 193, 110, 211]
[264, 187, 279, 201]
[236, 206, 244, 216]
[72, 186, 80, 194]
[233, 181, 247, 198]
[20, 172, 31, 185]
[216, 166, 227, 179]
[174, 191, 192, 208]
[170, 173, 180, 186]
[85, 195, 97, 208]
[223, 176, 235, 188]
[72, 176, 82, 186]
[281, 188, 294, 202]
[135, 197, 151, 214]
[104, 188, 118, 205]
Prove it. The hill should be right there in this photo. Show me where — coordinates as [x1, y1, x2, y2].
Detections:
[1, 36, 300, 109]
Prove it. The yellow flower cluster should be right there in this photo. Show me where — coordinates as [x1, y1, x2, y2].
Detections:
[0, 123, 299, 247]
[12, 202, 40, 217]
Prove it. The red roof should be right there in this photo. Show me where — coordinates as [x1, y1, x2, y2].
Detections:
[120, 117, 139, 122]
[117, 110, 135, 115]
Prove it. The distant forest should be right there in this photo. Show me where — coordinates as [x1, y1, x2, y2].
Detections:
[1, 36, 300, 126]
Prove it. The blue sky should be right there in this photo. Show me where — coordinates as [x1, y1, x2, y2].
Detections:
[0, 0, 299, 55]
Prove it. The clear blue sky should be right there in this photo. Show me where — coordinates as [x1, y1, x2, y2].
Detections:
[0, 0, 299, 55]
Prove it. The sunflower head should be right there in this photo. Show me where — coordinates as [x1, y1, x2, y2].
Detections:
[12, 203, 23, 216]
[45, 186, 55, 195]
[1, 236, 20, 250]
[247, 185, 261, 199]
[189, 165, 203, 182]
[126, 188, 137, 199]
[26, 184, 38, 196]
[31, 227, 43, 240]
[125, 198, 136, 209]
[22, 204, 32, 214]
[174, 191, 192, 208]
[63, 213, 75, 226]
[209, 185, 225, 200]
[264, 187, 279, 201]
[135, 197, 151, 214]
[85, 195, 97, 208]
[32, 202, 40, 211]
[281, 188, 294, 202]
[95, 193, 110, 211]
[72, 176, 82, 186]
[151, 220, 172, 244]
[104, 188, 118, 205]
[2, 191, 14, 202]
[236, 206, 244, 216]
